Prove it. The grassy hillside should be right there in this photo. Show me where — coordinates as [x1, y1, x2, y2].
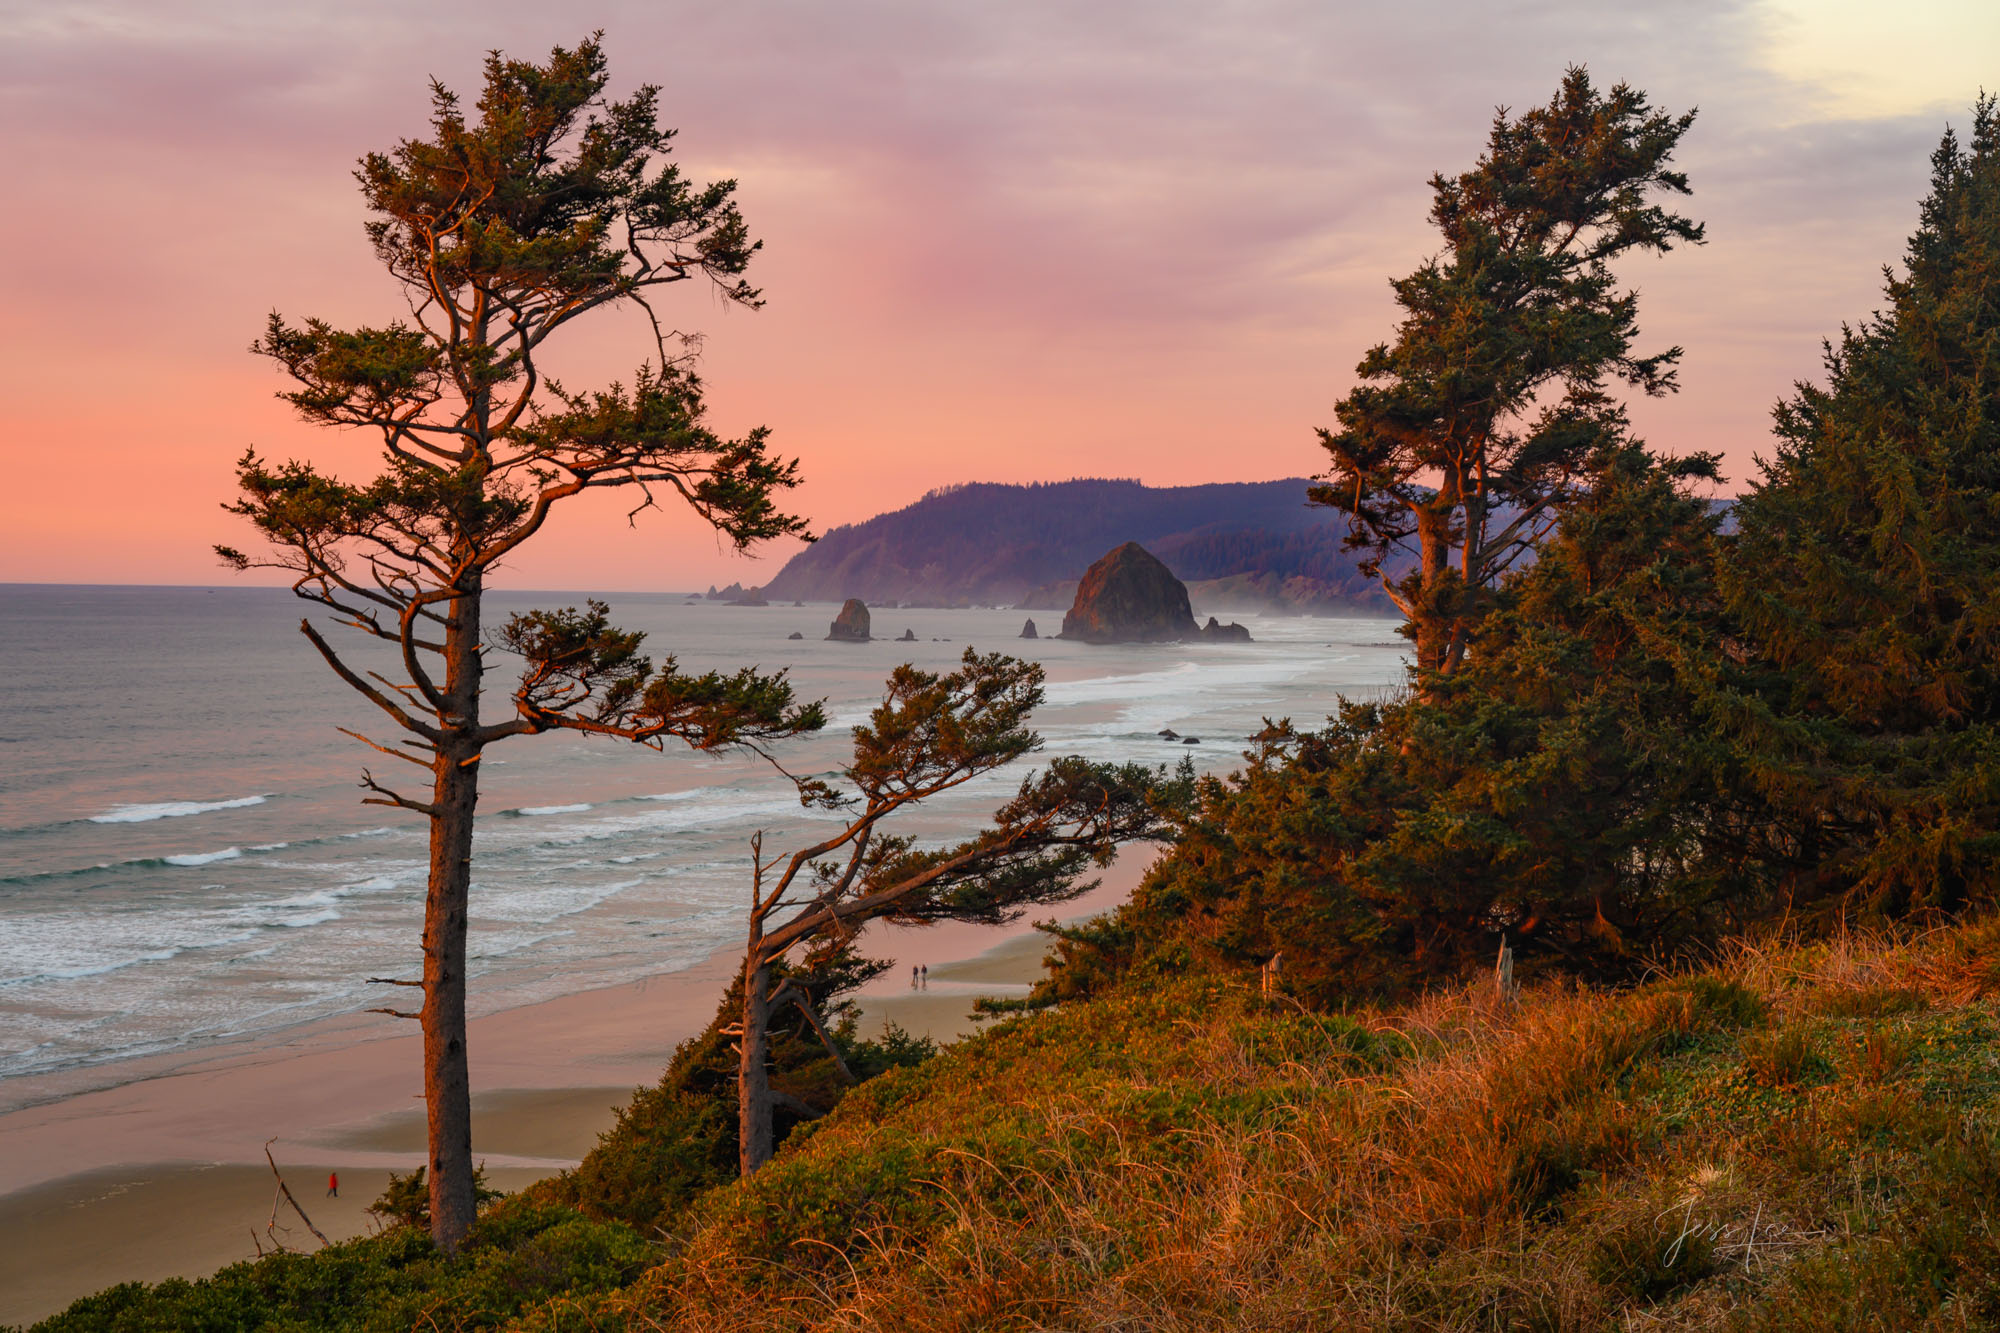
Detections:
[36, 915, 2000, 1331]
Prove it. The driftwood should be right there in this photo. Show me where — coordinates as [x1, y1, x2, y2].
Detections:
[263, 1139, 332, 1250]
[1495, 935, 1517, 1004]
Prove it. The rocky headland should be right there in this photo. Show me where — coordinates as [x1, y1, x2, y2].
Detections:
[757, 478, 1401, 613]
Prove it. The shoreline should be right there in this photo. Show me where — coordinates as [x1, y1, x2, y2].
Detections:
[0, 854, 1147, 1326]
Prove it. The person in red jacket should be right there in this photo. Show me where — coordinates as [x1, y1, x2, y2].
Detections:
[327, 1171, 339, 1198]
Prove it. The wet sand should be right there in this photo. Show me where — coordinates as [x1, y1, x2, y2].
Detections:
[0, 856, 1145, 1327]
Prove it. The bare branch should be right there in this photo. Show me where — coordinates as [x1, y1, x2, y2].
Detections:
[360, 770, 439, 817]
[300, 620, 441, 741]
[791, 993, 856, 1084]
[770, 1090, 827, 1121]
[337, 727, 436, 769]
[263, 1140, 331, 1248]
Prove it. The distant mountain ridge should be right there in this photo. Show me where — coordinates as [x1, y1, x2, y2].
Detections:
[759, 478, 1396, 614]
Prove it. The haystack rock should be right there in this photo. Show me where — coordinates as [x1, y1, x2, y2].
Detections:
[1058, 542, 1199, 644]
[1020, 619, 1038, 639]
[826, 599, 871, 642]
[1199, 616, 1253, 643]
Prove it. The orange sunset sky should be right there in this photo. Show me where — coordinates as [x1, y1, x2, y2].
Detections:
[3, 1, 1996, 591]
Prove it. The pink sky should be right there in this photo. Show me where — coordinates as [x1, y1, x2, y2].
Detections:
[2, 1, 1990, 590]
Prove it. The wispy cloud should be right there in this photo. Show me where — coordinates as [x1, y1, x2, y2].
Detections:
[0, 0, 1984, 585]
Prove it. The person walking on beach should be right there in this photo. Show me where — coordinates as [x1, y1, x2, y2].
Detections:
[920, 963, 928, 989]
[327, 1171, 339, 1198]
[911, 964, 919, 988]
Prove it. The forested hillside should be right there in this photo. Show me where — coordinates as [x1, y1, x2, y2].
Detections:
[759, 478, 1396, 611]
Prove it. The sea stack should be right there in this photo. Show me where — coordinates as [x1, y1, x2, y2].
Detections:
[826, 598, 871, 642]
[1199, 615, 1253, 642]
[1058, 542, 1199, 643]
[897, 628, 917, 642]
[1020, 618, 1038, 639]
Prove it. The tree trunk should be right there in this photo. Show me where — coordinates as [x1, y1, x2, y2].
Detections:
[738, 955, 775, 1175]
[1412, 501, 1453, 679]
[423, 578, 482, 1251]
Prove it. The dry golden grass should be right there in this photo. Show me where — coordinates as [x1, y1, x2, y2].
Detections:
[516, 920, 2000, 1333]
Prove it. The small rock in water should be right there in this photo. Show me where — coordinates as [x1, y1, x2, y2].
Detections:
[787, 631, 804, 640]
[1181, 736, 1201, 745]
[1158, 728, 1180, 741]
[897, 628, 918, 641]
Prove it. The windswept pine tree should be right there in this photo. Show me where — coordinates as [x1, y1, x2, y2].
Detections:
[1724, 95, 2000, 915]
[215, 38, 821, 1250]
[732, 652, 1182, 1173]
[1311, 67, 1703, 680]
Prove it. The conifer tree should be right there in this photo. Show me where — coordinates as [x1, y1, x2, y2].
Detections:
[732, 653, 1181, 1173]
[1058, 442, 1754, 999]
[1311, 68, 1702, 679]
[216, 38, 820, 1250]
[1724, 95, 2000, 914]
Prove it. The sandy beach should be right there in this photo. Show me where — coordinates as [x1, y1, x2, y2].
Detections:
[0, 855, 1146, 1326]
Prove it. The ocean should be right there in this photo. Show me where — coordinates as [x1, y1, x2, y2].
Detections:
[0, 585, 1405, 1107]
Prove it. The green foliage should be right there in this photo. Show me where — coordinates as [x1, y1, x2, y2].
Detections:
[501, 599, 825, 749]
[33, 1201, 650, 1333]
[1049, 443, 1766, 1000]
[366, 1165, 503, 1232]
[1722, 95, 2000, 917]
[556, 958, 935, 1233]
[1312, 66, 1702, 672]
